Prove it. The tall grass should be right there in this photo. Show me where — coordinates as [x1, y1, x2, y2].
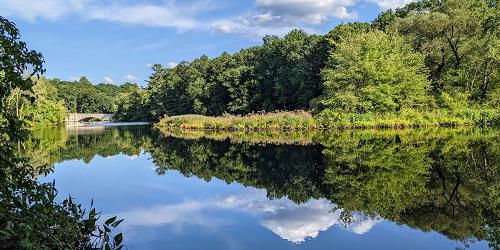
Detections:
[156, 111, 319, 131]
[317, 108, 500, 129]
[156, 109, 500, 131]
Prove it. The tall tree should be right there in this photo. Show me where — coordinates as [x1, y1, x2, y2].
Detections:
[392, 0, 499, 103]
[321, 30, 431, 113]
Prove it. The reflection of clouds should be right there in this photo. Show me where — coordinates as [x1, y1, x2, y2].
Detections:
[254, 199, 380, 243]
[111, 199, 230, 237]
[347, 215, 380, 235]
[110, 190, 380, 244]
[126, 155, 139, 160]
[260, 200, 341, 243]
[116, 201, 204, 226]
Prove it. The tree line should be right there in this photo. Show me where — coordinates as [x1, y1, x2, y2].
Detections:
[22, 124, 500, 248]
[5, 75, 141, 127]
[116, 0, 499, 125]
[53, 77, 139, 114]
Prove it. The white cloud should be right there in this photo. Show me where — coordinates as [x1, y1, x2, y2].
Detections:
[0, 0, 84, 21]
[167, 62, 178, 68]
[255, 0, 357, 22]
[124, 74, 137, 81]
[69, 76, 79, 81]
[348, 218, 379, 234]
[114, 201, 207, 226]
[258, 200, 380, 243]
[210, 0, 357, 37]
[211, 13, 305, 37]
[367, 0, 417, 10]
[260, 200, 342, 243]
[145, 63, 153, 68]
[0, 0, 415, 37]
[109, 190, 380, 244]
[86, 2, 203, 30]
[104, 76, 114, 84]
[0, 0, 207, 30]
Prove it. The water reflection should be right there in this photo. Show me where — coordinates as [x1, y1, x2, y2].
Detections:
[104, 191, 380, 244]
[27, 126, 499, 249]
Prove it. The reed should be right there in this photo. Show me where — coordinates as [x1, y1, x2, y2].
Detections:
[156, 109, 500, 131]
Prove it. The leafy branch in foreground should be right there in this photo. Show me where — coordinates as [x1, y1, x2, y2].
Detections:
[0, 16, 124, 249]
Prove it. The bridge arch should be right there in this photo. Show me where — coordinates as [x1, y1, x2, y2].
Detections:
[66, 113, 114, 123]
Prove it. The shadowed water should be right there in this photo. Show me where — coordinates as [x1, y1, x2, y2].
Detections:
[25, 125, 499, 250]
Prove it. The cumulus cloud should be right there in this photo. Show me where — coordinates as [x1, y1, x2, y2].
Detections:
[211, 0, 357, 36]
[86, 2, 204, 30]
[367, 0, 417, 10]
[258, 200, 380, 243]
[109, 190, 380, 244]
[104, 76, 114, 84]
[124, 74, 137, 81]
[114, 201, 209, 226]
[260, 200, 341, 243]
[211, 14, 306, 37]
[167, 62, 179, 68]
[255, 0, 357, 22]
[347, 217, 380, 234]
[0, 0, 415, 37]
[0, 0, 206, 30]
[68, 76, 80, 81]
[0, 0, 84, 21]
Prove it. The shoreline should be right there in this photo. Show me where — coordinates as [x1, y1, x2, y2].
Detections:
[155, 110, 500, 131]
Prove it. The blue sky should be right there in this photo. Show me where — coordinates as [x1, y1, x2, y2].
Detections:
[0, 0, 414, 86]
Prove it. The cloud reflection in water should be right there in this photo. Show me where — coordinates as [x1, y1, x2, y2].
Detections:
[111, 189, 380, 244]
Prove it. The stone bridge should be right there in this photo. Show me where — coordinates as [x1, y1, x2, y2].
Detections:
[66, 113, 114, 123]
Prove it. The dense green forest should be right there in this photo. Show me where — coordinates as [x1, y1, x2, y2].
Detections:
[6, 77, 67, 127]
[5, 75, 140, 127]
[7, 0, 499, 129]
[117, 0, 500, 129]
[52, 77, 139, 114]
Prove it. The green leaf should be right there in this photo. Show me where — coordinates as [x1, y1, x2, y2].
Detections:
[89, 208, 96, 220]
[105, 216, 117, 225]
[114, 233, 123, 246]
[111, 219, 124, 228]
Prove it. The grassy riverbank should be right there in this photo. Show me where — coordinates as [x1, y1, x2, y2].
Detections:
[156, 111, 319, 131]
[156, 109, 500, 131]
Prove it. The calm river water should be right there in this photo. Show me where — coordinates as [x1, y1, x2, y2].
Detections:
[27, 124, 498, 250]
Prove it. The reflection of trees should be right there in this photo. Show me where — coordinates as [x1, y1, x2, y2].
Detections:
[317, 129, 500, 246]
[24, 126, 500, 247]
[150, 137, 325, 203]
[158, 129, 317, 145]
[152, 128, 500, 247]
[23, 126, 152, 169]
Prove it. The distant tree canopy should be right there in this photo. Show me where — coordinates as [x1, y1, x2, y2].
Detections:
[117, 0, 499, 122]
[51, 76, 139, 114]
[4, 74, 140, 127]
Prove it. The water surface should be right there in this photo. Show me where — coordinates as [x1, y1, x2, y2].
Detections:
[27, 125, 499, 249]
